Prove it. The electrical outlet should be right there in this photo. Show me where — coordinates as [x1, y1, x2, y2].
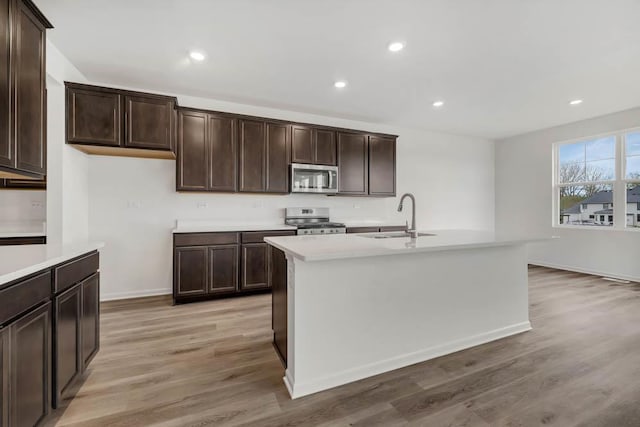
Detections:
[197, 201, 208, 209]
[31, 201, 43, 209]
[127, 201, 143, 208]
[353, 204, 361, 209]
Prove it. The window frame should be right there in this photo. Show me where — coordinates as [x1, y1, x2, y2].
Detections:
[553, 127, 640, 231]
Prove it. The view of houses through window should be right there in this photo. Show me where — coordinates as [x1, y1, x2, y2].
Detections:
[557, 131, 640, 228]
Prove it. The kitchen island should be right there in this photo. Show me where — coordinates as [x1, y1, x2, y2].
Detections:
[265, 230, 553, 399]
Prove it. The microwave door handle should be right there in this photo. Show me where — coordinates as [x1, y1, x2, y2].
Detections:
[328, 171, 333, 190]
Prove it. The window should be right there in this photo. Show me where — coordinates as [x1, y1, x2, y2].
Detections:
[625, 132, 640, 228]
[556, 136, 615, 227]
[556, 129, 640, 229]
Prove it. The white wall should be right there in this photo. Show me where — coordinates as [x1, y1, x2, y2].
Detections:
[87, 90, 495, 300]
[0, 191, 46, 223]
[46, 40, 90, 245]
[496, 107, 640, 282]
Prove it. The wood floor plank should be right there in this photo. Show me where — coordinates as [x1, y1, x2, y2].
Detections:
[46, 266, 640, 427]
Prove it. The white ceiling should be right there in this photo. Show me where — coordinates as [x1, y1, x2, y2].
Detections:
[36, 0, 640, 139]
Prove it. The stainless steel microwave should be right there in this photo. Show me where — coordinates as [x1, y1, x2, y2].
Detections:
[290, 163, 339, 194]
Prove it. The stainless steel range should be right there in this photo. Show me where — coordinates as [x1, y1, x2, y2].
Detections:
[285, 207, 346, 235]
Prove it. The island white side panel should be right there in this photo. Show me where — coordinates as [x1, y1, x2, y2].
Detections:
[286, 244, 530, 398]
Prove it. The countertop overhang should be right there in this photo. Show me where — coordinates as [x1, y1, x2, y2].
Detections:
[0, 241, 105, 286]
[265, 229, 557, 262]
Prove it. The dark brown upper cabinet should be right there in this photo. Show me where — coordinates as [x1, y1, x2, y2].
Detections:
[314, 128, 337, 166]
[239, 119, 266, 192]
[177, 110, 238, 193]
[337, 132, 369, 195]
[65, 82, 177, 159]
[67, 87, 121, 147]
[368, 136, 396, 196]
[238, 119, 290, 194]
[265, 122, 290, 193]
[124, 95, 174, 151]
[209, 114, 237, 192]
[177, 110, 208, 191]
[0, 0, 51, 180]
[291, 125, 336, 166]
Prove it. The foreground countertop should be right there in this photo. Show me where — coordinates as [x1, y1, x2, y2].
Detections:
[265, 229, 556, 262]
[0, 241, 104, 287]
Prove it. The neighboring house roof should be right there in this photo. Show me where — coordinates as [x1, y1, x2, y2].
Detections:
[593, 208, 613, 214]
[562, 204, 581, 214]
[564, 185, 640, 213]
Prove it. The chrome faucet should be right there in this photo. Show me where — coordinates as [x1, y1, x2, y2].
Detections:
[397, 193, 418, 238]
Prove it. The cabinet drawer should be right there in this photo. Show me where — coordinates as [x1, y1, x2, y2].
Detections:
[174, 232, 239, 247]
[0, 271, 51, 326]
[346, 227, 380, 234]
[379, 226, 407, 232]
[54, 252, 99, 294]
[241, 230, 296, 244]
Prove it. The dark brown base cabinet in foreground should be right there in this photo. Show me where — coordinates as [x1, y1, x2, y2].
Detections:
[173, 230, 295, 304]
[0, 251, 99, 427]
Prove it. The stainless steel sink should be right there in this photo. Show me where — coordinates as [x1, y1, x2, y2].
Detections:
[358, 232, 436, 239]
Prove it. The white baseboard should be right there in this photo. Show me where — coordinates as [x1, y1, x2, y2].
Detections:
[529, 261, 640, 283]
[285, 321, 532, 399]
[100, 288, 171, 302]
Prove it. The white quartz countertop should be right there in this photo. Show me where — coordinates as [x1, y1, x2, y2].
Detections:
[0, 241, 104, 287]
[173, 220, 296, 233]
[0, 231, 46, 238]
[265, 229, 556, 262]
[342, 221, 407, 228]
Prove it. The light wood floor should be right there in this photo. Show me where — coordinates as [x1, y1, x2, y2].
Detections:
[46, 266, 640, 427]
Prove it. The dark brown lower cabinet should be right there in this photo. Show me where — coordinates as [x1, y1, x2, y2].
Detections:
[208, 245, 238, 295]
[52, 272, 100, 408]
[241, 243, 269, 291]
[173, 230, 295, 304]
[270, 245, 288, 366]
[10, 302, 51, 427]
[174, 247, 208, 297]
[81, 273, 100, 370]
[53, 285, 81, 406]
[1, 327, 9, 427]
[0, 236, 46, 246]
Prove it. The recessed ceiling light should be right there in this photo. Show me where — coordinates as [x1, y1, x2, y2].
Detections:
[334, 81, 347, 89]
[189, 51, 205, 62]
[432, 100, 444, 108]
[388, 42, 405, 52]
[569, 99, 583, 105]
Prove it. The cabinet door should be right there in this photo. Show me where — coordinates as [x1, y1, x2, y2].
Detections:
[208, 114, 237, 192]
[174, 247, 208, 297]
[208, 245, 238, 295]
[81, 273, 100, 369]
[291, 125, 313, 164]
[54, 284, 81, 407]
[270, 245, 287, 365]
[314, 129, 336, 166]
[337, 132, 368, 195]
[241, 243, 269, 291]
[368, 136, 396, 196]
[0, 327, 8, 427]
[0, 0, 11, 170]
[66, 87, 122, 146]
[14, 0, 47, 175]
[265, 122, 290, 193]
[10, 302, 51, 427]
[177, 111, 208, 191]
[238, 119, 266, 192]
[124, 95, 174, 150]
